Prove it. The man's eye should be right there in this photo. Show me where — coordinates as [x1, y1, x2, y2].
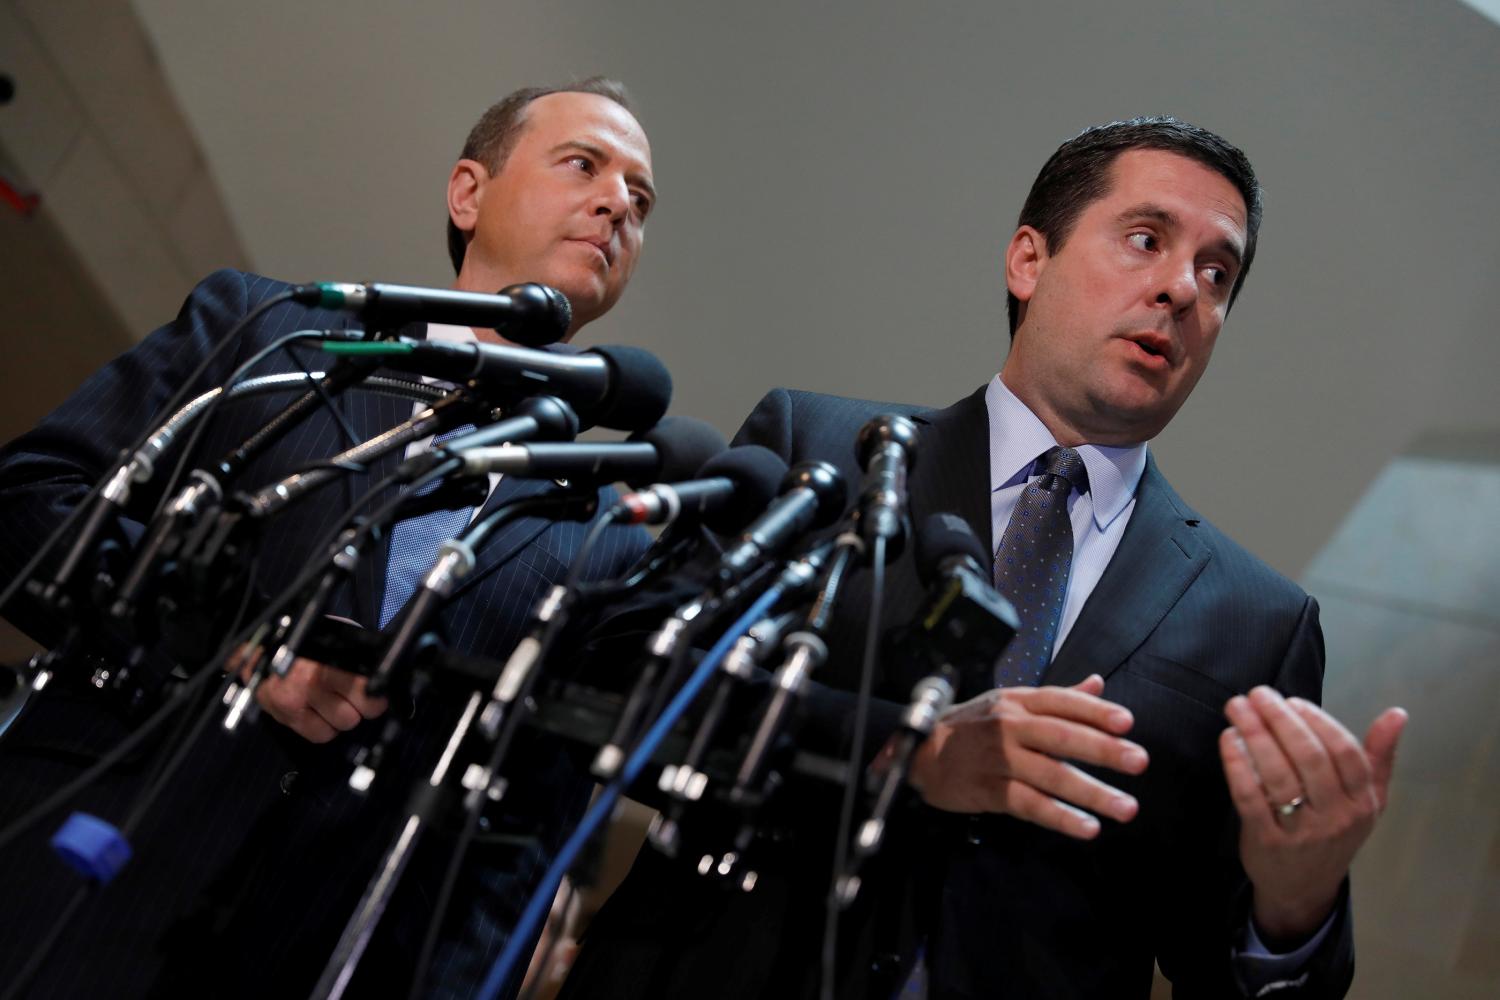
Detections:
[1126, 232, 1156, 252]
[566, 155, 595, 172]
[1202, 265, 1228, 286]
[632, 193, 652, 218]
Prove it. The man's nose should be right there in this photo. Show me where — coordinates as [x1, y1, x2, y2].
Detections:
[591, 173, 630, 222]
[1154, 258, 1198, 313]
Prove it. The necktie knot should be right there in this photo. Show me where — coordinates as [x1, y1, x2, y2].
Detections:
[1037, 446, 1088, 496]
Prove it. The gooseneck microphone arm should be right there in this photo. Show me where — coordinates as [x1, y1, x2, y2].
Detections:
[238, 390, 478, 520]
[314, 483, 606, 1000]
[726, 533, 862, 812]
[254, 396, 579, 691]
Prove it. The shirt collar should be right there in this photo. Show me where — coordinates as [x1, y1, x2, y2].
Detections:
[983, 374, 1147, 532]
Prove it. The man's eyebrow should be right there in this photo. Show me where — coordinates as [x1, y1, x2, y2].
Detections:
[1116, 202, 1243, 268]
[548, 140, 657, 202]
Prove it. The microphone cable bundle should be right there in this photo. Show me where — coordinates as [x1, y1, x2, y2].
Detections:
[0, 279, 1023, 1000]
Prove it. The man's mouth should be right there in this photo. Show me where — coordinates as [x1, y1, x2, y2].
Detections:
[1123, 332, 1173, 366]
[572, 237, 612, 266]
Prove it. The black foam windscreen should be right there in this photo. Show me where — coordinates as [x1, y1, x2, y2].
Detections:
[629, 417, 728, 487]
[915, 511, 988, 586]
[587, 345, 672, 431]
[498, 283, 572, 347]
[694, 445, 788, 533]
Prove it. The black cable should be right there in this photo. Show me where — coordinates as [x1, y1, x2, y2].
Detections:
[0, 545, 262, 993]
[406, 500, 624, 998]
[120, 549, 261, 839]
[0, 660, 223, 853]
[280, 340, 362, 450]
[150, 328, 350, 521]
[404, 775, 487, 1000]
[822, 533, 887, 1000]
[0, 458, 422, 851]
[0, 457, 117, 617]
[0, 291, 296, 620]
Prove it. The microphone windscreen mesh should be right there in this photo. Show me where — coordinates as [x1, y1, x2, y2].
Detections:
[630, 417, 728, 486]
[587, 345, 672, 431]
[915, 512, 988, 586]
[695, 445, 787, 533]
[497, 283, 572, 347]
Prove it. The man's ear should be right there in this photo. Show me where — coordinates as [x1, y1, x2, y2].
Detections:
[447, 158, 488, 235]
[1005, 225, 1048, 307]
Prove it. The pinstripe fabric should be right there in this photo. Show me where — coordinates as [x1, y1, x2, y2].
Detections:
[558, 386, 1353, 1000]
[0, 270, 650, 1000]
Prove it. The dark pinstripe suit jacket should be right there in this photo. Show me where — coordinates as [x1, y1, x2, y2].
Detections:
[561, 387, 1354, 1000]
[0, 270, 650, 998]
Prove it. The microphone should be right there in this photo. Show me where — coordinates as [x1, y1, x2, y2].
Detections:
[255, 399, 575, 685]
[293, 281, 572, 346]
[911, 512, 1020, 698]
[320, 339, 671, 432]
[615, 445, 787, 534]
[457, 416, 726, 487]
[836, 514, 1017, 900]
[395, 395, 580, 481]
[716, 462, 846, 586]
[855, 414, 919, 549]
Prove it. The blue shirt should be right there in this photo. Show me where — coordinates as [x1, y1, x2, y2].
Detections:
[984, 375, 1145, 657]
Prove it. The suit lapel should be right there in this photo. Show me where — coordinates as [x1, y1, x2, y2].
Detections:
[443, 473, 568, 603]
[1042, 455, 1210, 687]
[908, 386, 992, 554]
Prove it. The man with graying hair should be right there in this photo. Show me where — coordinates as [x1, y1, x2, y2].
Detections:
[0, 78, 657, 999]
[560, 117, 1406, 999]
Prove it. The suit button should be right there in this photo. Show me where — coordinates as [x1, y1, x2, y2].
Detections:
[280, 770, 298, 795]
[966, 817, 984, 846]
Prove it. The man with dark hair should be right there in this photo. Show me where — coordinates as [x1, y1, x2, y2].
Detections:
[1005, 116, 1262, 335]
[445, 77, 639, 278]
[0, 78, 656, 999]
[561, 118, 1403, 998]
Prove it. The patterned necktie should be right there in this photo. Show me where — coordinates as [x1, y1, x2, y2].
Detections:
[378, 425, 477, 628]
[991, 446, 1088, 686]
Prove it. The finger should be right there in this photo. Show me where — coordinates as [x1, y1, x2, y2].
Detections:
[229, 643, 263, 679]
[1286, 698, 1371, 798]
[1219, 727, 1278, 835]
[1363, 707, 1409, 809]
[1001, 781, 1103, 841]
[256, 687, 337, 743]
[1018, 686, 1136, 736]
[1012, 750, 1139, 823]
[289, 711, 338, 744]
[1069, 674, 1105, 696]
[310, 663, 390, 720]
[1247, 686, 1344, 804]
[306, 687, 365, 733]
[1017, 713, 1149, 776]
[1223, 692, 1307, 808]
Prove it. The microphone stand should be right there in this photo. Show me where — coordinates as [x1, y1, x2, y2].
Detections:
[648, 610, 797, 857]
[310, 488, 600, 1000]
[105, 358, 385, 623]
[728, 534, 862, 810]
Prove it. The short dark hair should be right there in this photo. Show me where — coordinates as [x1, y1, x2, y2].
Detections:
[446, 77, 635, 275]
[1006, 116, 1262, 336]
